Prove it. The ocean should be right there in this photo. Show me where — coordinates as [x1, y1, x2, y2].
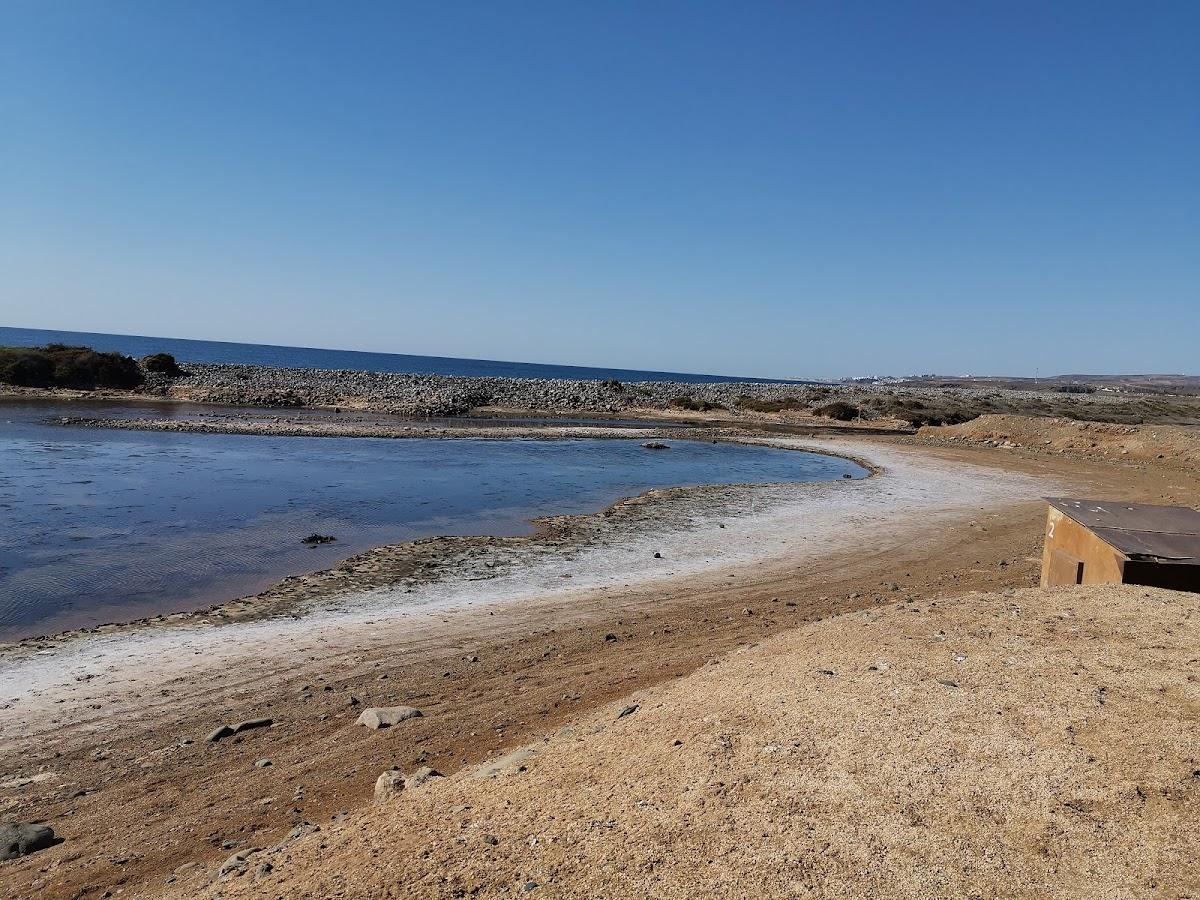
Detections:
[0, 326, 796, 384]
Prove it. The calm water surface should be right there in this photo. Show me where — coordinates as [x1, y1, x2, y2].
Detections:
[1, 326, 805, 384]
[0, 400, 864, 639]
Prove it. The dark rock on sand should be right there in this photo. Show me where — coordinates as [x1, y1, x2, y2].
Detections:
[207, 718, 273, 743]
[1, 822, 56, 860]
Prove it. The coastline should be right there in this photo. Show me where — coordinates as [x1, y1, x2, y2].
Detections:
[0, 428, 875, 652]
[0, 436, 1052, 714]
[5, 434, 1193, 899]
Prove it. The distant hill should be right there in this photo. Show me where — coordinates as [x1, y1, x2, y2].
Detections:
[847, 373, 1200, 396]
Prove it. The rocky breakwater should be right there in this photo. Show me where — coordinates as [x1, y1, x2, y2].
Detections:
[158, 363, 823, 417]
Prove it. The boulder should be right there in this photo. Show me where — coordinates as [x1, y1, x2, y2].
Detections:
[1, 823, 56, 860]
[356, 706, 423, 729]
[374, 770, 405, 803]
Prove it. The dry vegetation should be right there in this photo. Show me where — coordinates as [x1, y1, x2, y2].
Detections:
[188, 583, 1199, 899]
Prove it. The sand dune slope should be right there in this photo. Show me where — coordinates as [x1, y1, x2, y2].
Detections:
[191, 584, 1199, 899]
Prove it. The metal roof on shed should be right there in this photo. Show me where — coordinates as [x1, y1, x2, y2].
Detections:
[1046, 498, 1200, 563]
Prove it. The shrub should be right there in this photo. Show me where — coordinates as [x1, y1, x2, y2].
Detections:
[903, 410, 978, 427]
[814, 401, 860, 421]
[1055, 384, 1096, 394]
[670, 395, 724, 412]
[736, 395, 808, 413]
[142, 352, 184, 376]
[0, 344, 143, 390]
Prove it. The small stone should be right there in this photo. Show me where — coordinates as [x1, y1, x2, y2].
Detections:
[404, 766, 445, 789]
[255, 759, 272, 768]
[482, 834, 499, 846]
[206, 725, 235, 743]
[232, 718, 273, 733]
[356, 706, 423, 729]
[617, 705, 639, 719]
[523, 882, 539, 892]
[604, 633, 618, 642]
[653, 552, 662, 559]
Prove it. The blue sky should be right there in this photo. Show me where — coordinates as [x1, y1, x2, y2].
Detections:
[1, 2, 1196, 379]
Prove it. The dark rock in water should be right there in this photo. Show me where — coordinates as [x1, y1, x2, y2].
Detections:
[842, 473, 853, 479]
[301, 533, 337, 546]
[641, 442, 670, 450]
[1, 822, 56, 860]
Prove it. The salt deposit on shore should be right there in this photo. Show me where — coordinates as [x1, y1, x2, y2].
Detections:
[0, 438, 1056, 730]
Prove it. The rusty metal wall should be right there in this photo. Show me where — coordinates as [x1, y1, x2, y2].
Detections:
[1040, 508, 1127, 587]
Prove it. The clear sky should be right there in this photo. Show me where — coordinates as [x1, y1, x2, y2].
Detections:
[1, 2, 1196, 379]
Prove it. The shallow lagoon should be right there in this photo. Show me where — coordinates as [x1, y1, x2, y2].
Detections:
[0, 401, 865, 639]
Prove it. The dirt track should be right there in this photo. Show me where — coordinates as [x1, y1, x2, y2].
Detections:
[1, 434, 1198, 899]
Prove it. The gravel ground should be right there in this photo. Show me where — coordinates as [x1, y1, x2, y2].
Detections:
[183, 582, 1200, 899]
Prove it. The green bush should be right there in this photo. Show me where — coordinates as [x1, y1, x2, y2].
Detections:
[670, 395, 724, 412]
[736, 395, 808, 413]
[142, 352, 184, 376]
[814, 400, 860, 421]
[0, 344, 144, 390]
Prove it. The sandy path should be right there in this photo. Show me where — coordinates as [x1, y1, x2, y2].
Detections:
[2, 437, 1180, 898]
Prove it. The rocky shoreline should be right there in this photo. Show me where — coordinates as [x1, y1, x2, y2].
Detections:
[0, 434, 878, 657]
[10, 358, 1190, 427]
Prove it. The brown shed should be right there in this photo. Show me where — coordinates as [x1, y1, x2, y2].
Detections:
[1041, 497, 1200, 591]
